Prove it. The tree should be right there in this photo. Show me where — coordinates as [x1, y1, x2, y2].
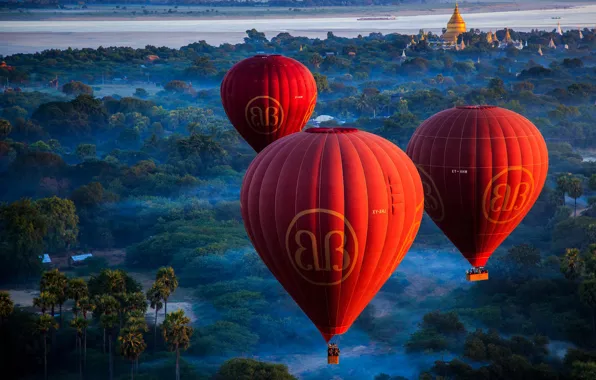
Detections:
[0, 118, 12, 139]
[34, 291, 57, 315]
[572, 361, 596, 380]
[579, 279, 596, 333]
[0, 199, 47, 282]
[156, 267, 178, 315]
[162, 310, 193, 380]
[119, 329, 147, 380]
[37, 314, 58, 380]
[124, 292, 148, 316]
[215, 358, 297, 380]
[502, 244, 541, 268]
[41, 269, 68, 326]
[309, 53, 323, 69]
[70, 316, 88, 380]
[589, 174, 596, 192]
[76, 143, 97, 161]
[561, 248, 584, 280]
[464, 336, 487, 361]
[62, 81, 93, 96]
[313, 73, 330, 93]
[78, 296, 94, 368]
[36, 197, 79, 253]
[164, 80, 189, 93]
[67, 278, 88, 317]
[134, 88, 148, 98]
[94, 294, 118, 351]
[0, 291, 14, 324]
[147, 284, 164, 352]
[568, 177, 584, 216]
[97, 295, 119, 380]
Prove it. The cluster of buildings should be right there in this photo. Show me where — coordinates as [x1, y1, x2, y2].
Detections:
[404, 2, 584, 55]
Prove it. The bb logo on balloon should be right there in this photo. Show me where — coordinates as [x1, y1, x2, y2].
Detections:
[483, 167, 535, 224]
[285, 208, 358, 286]
[416, 165, 445, 222]
[301, 95, 317, 127]
[244, 96, 285, 135]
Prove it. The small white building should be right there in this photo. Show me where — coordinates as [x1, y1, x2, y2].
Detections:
[69, 253, 93, 266]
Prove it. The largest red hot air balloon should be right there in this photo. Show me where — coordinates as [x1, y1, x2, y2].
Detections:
[241, 127, 424, 358]
[406, 106, 548, 281]
[221, 54, 317, 153]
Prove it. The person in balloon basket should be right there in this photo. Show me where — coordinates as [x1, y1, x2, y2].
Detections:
[328, 343, 340, 356]
[466, 267, 487, 275]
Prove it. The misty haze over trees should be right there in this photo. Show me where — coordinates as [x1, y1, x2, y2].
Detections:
[0, 14, 596, 380]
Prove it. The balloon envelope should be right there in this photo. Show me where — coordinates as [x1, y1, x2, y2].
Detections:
[241, 127, 424, 341]
[220, 54, 317, 153]
[406, 106, 548, 267]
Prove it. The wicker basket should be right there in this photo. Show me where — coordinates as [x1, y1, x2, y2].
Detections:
[328, 355, 339, 365]
[466, 272, 489, 282]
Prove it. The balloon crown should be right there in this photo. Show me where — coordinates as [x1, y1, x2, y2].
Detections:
[305, 127, 358, 134]
[456, 105, 497, 110]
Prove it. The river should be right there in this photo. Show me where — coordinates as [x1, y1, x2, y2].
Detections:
[1, 5, 595, 55]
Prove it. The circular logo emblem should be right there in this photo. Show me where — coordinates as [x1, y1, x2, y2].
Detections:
[300, 95, 317, 127]
[244, 96, 285, 135]
[285, 208, 358, 286]
[416, 165, 445, 222]
[391, 200, 424, 269]
[482, 167, 535, 224]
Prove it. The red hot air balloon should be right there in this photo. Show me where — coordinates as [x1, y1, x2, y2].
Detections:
[220, 54, 317, 153]
[406, 106, 548, 281]
[241, 127, 424, 352]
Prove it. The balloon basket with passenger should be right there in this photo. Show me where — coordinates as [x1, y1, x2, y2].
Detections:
[466, 267, 489, 282]
[327, 343, 340, 365]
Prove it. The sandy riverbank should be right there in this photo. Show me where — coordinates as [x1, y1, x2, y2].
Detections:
[0, 1, 591, 21]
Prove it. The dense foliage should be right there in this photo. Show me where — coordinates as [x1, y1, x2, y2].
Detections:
[2, 25, 596, 379]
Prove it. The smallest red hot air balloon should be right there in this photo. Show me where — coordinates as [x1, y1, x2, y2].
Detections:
[220, 54, 317, 153]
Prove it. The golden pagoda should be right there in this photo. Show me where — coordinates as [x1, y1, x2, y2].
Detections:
[503, 28, 513, 43]
[486, 30, 494, 43]
[442, 2, 467, 43]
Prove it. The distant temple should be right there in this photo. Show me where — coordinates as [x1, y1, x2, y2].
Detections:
[486, 30, 494, 43]
[498, 28, 524, 50]
[442, 3, 467, 44]
[0, 61, 14, 71]
[549, 38, 557, 49]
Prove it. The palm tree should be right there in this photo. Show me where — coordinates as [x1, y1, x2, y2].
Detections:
[105, 269, 126, 295]
[568, 177, 584, 216]
[146, 285, 164, 352]
[78, 297, 94, 369]
[94, 295, 119, 356]
[123, 292, 148, 316]
[105, 270, 127, 327]
[156, 267, 178, 315]
[68, 278, 89, 317]
[41, 269, 68, 326]
[162, 310, 193, 380]
[119, 330, 147, 380]
[37, 314, 58, 380]
[33, 291, 57, 315]
[70, 316, 88, 380]
[123, 311, 148, 374]
[0, 291, 14, 325]
[101, 312, 119, 380]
